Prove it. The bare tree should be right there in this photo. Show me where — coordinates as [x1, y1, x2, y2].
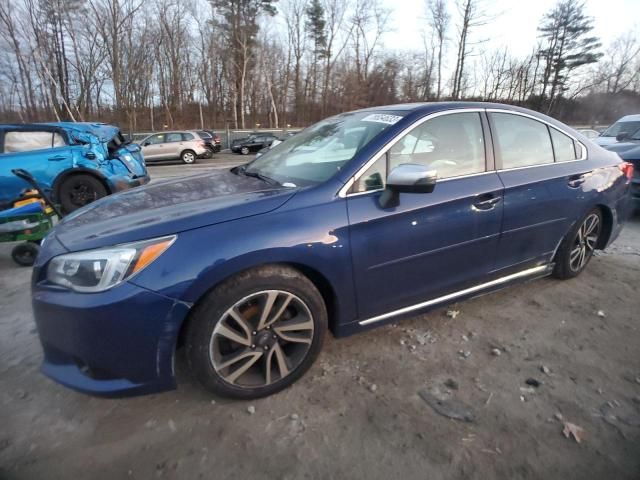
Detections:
[426, 0, 449, 100]
[451, 0, 490, 100]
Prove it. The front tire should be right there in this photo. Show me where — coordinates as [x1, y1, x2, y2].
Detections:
[240, 146, 250, 155]
[185, 265, 327, 399]
[58, 174, 108, 213]
[553, 208, 602, 279]
[181, 150, 197, 164]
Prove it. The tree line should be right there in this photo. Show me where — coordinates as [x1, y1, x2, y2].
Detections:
[0, 0, 638, 133]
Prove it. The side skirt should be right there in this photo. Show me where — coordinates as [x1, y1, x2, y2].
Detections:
[333, 264, 553, 336]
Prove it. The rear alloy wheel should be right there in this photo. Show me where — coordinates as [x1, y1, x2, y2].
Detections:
[186, 266, 327, 399]
[58, 174, 108, 213]
[181, 150, 196, 164]
[240, 146, 250, 155]
[553, 208, 602, 279]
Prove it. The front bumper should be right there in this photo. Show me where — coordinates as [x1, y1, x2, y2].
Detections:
[32, 281, 190, 397]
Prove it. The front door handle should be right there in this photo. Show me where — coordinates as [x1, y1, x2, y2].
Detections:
[568, 174, 587, 188]
[48, 155, 66, 161]
[473, 195, 502, 210]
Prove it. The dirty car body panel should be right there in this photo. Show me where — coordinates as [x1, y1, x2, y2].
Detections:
[31, 103, 632, 397]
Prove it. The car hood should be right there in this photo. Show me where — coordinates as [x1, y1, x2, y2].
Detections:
[54, 169, 296, 251]
[604, 141, 640, 159]
[594, 136, 618, 146]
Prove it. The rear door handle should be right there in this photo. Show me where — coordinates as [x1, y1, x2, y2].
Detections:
[473, 195, 502, 210]
[568, 173, 588, 188]
[48, 155, 66, 161]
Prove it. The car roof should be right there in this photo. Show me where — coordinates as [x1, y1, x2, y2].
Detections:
[349, 101, 574, 132]
[0, 122, 120, 142]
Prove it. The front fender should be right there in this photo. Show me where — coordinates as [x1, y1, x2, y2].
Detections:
[129, 198, 358, 328]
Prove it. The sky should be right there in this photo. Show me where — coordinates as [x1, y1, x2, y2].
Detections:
[382, 0, 640, 57]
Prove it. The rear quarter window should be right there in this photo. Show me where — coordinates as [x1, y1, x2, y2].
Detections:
[550, 128, 579, 162]
[3, 131, 66, 153]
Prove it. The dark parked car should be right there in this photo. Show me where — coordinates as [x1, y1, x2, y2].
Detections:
[231, 133, 278, 154]
[198, 130, 221, 153]
[32, 103, 633, 400]
[605, 130, 640, 210]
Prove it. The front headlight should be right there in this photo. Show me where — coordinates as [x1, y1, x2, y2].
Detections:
[47, 236, 176, 292]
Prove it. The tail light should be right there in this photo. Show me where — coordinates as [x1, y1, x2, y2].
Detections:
[619, 162, 634, 180]
[214, 136, 221, 144]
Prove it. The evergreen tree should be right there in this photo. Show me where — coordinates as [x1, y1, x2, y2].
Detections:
[537, 0, 602, 112]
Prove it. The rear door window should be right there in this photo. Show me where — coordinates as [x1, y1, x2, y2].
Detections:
[166, 133, 183, 142]
[490, 113, 554, 169]
[3, 131, 66, 153]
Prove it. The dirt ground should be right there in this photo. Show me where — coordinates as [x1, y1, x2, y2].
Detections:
[1, 161, 639, 479]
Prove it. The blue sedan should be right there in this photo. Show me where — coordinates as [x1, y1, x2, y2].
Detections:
[32, 103, 633, 399]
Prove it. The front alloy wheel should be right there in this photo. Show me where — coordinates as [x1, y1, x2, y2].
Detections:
[186, 265, 327, 399]
[240, 146, 250, 155]
[210, 291, 314, 388]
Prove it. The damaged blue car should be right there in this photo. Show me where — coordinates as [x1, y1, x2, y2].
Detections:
[0, 122, 149, 212]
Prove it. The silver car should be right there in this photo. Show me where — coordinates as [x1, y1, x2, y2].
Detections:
[138, 131, 210, 164]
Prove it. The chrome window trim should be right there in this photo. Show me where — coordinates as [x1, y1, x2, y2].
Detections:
[338, 108, 486, 198]
[358, 264, 551, 326]
[485, 109, 588, 169]
[338, 107, 588, 198]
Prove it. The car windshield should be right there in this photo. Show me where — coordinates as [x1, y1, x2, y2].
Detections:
[601, 120, 640, 138]
[244, 111, 406, 186]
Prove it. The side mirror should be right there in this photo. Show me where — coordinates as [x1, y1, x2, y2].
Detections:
[143, 141, 151, 146]
[616, 132, 629, 142]
[379, 164, 437, 209]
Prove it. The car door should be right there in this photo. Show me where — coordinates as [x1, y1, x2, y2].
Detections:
[0, 128, 72, 203]
[164, 132, 184, 159]
[488, 110, 591, 274]
[346, 111, 504, 319]
[141, 134, 166, 161]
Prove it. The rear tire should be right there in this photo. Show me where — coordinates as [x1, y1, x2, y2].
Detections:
[185, 265, 327, 399]
[12, 242, 39, 267]
[181, 150, 197, 164]
[553, 208, 602, 279]
[58, 174, 108, 213]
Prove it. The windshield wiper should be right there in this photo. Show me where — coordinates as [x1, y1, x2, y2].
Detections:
[236, 165, 280, 186]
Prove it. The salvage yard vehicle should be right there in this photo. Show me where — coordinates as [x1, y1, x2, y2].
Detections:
[199, 130, 222, 153]
[0, 123, 149, 212]
[31, 103, 633, 400]
[230, 133, 279, 154]
[137, 130, 210, 164]
[595, 114, 640, 146]
[605, 130, 640, 211]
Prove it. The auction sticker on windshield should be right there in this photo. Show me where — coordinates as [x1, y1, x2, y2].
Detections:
[361, 114, 403, 125]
